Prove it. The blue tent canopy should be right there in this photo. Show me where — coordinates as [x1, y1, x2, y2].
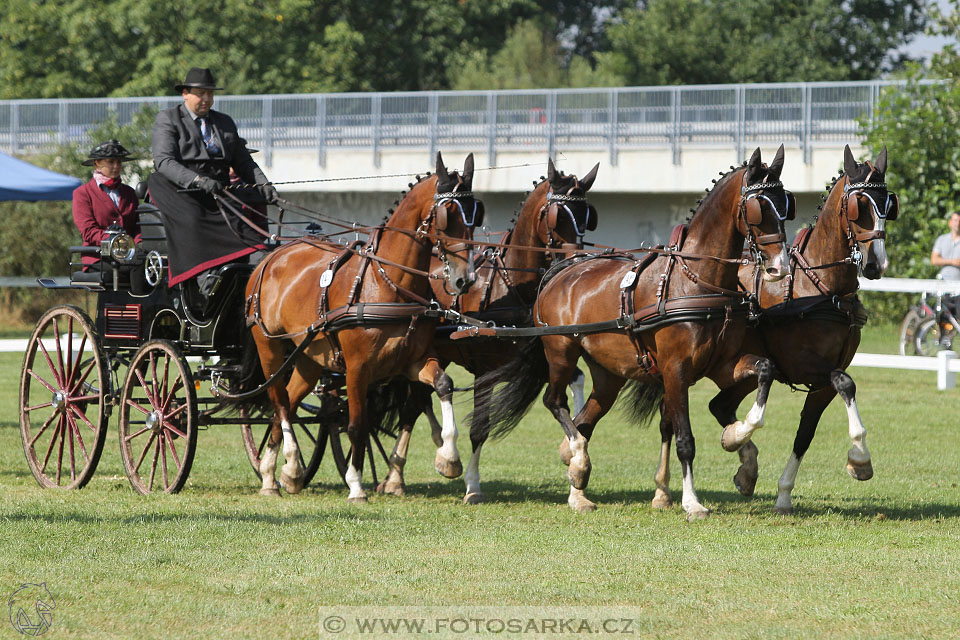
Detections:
[0, 151, 83, 201]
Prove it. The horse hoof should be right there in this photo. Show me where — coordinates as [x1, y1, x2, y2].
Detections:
[558, 439, 572, 466]
[720, 422, 749, 452]
[377, 480, 406, 497]
[651, 492, 672, 510]
[259, 487, 282, 498]
[733, 469, 757, 497]
[280, 472, 304, 495]
[685, 507, 710, 522]
[347, 495, 368, 504]
[568, 495, 597, 513]
[773, 505, 793, 515]
[847, 459, 873, 481]
[434, 455, 463, 479]
[567, 464, 591, 491]
[463, 492, 487, 505]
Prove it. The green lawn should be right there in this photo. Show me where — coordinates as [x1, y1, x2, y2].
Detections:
[0, 322, 958, 639]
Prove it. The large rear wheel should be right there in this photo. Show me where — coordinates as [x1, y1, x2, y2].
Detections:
[118, 340, 198, 494]
[19, 305, 109, 489]
[240, 403, 328, 487]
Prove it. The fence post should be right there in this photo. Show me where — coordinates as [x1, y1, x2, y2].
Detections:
[802, 84, 812, 165]
[428, 93, 439, 165]
[317, 95, 326, 167]
[547, 90, 557, 163]
[671, 88, 680, 165]
[937, 350, 956, 390]
[736, 85, 745, 164]
[11, 102, 19, 153]
[372, 94, 381, 168]
[59, 102, 67, 146]
[608, 88, 618, 167]
[487, 93, 497, 166]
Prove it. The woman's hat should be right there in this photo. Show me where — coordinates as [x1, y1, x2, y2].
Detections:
[175, 67, 224, 92]
[82, 139, 137, 166]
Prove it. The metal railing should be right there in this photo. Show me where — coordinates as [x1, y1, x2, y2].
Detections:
[0, 81, 936, 166]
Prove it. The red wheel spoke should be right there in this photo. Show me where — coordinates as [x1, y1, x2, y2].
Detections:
[67, 412, 77, 481]
[161, 377, 184, 413]
[68, 415, 90, 463]
[125, 398, 152, 417]
[29, 412, 59, 448]
[160, 355, 171, 411]
[68, 404, 96, 431]
[163, 421, 187, 440]
[159, 433, 169, 489]
[124, 426, 152, 442]
[56, 414, 66, 485]
[28, 369, 59, 395]
[36, 338, 62, 387]
[40, 417, 63, 473]
[148, 437, 161, 492]
[134, 432, 158, 473]
[66, 318, 74, 390]
[52, 317, 65, 387]
[165, 432, 181, 468]
[165, 402, 189, 421]
[67, 332, 87, 388]
[24, 401, 54, 412]
[68, 358, 97, 397]
[134, 368, 157, 408]
[70, 394, 99, 403]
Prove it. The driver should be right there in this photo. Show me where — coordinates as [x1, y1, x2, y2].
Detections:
[147, 67, 277, 300]
[71, 139, 141, 270]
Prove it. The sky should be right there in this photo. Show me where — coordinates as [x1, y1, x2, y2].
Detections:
[905, 0, 958, 61]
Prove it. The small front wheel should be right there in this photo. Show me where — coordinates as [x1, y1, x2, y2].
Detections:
[118, 340, 198, 494]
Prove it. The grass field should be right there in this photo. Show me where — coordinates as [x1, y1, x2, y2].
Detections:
[1, 324, 958, 639]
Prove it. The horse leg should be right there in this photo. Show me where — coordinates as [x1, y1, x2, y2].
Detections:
[773, 385, 836, 514]
[652, 402, 673, 509]
[343, 368, 371, 504]
[463, 380, 491, 505]
[557, 367, 587, 466]
[719, 356, 775, 452]
[835, 371, 873, 481]
[415, 359, 462, 479]
[378, 383, 431, 497]
[662, 368, 709, 521]
[273, 367, 318, 495]
[708, 378, 761, 496]
[251, 330, 287, 497]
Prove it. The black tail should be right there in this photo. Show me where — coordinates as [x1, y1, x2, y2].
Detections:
[468, 339, 549, 440]
[366, 378, 420, 437]
[224, 331, 270, 413]
[616, 379, 664, 427]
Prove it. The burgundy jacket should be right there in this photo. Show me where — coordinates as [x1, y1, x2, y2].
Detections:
[71, 179, 141, 268]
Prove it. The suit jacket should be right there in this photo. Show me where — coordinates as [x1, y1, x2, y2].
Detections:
[151, 104, 268, 188]
[72, 179, 141, 267]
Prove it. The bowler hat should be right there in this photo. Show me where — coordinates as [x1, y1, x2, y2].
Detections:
[174, 67, 224, 92]
[82, 139, 138, 166]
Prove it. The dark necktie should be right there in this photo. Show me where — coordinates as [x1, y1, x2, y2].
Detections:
[199, 117, 220, 154]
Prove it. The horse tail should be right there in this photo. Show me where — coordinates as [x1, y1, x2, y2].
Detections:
[617, 379, 664, 427]
[226, 331, 271, 412]
[367, 377, 417, 437]
[469, 338, 549, 440]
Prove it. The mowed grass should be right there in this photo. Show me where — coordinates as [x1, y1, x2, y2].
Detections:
[0, 323, 958, 639]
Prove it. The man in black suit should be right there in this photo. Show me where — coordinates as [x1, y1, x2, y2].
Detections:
[148, 67, 277, 296]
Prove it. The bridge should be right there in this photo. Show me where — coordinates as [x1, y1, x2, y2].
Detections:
[0, 80, 913, 246]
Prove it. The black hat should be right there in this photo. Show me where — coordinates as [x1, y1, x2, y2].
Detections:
[174, 67, 224, 92]
[82, 139, 137, 166]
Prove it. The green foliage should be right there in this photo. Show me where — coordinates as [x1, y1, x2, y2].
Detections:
[596, 0, 926, 85]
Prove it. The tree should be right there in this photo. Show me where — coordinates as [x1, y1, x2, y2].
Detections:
[597, 0, 927, 86]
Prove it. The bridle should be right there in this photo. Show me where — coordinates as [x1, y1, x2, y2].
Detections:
[737, 174, 793, 267]
[419, 177, 483, 294]
[840, 166, 898, 268]
[538, 180, 597, 253]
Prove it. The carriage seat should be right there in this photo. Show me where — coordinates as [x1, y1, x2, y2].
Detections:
[180, 262, 256, 320]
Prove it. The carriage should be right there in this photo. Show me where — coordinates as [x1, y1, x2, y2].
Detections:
[17, 188, 400, 494]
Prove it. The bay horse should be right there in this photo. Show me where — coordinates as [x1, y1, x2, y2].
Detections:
[244, 152, 480, 502]
[473, 146, 792, 520]
[375, 159, 600, 503]
[701, 145, 895, 514]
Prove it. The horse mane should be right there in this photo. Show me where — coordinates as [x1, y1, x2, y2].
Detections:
[686, 161, 747, 224]
[385, 172, 435, 217]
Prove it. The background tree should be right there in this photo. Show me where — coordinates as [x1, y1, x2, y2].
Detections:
[597, 0, 927, 86]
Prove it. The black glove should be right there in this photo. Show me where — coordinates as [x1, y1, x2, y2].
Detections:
[196, 176, 222, 195]
[260, 183, 278, 203]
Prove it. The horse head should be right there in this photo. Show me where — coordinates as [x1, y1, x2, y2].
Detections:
[429, 151, 483, 294]
[534, 158, 600, 254]
[738, 145, 792, 282]
[839, 144, 894, 280]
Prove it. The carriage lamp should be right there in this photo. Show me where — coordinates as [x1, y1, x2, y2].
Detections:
[101, 231, 137, 264]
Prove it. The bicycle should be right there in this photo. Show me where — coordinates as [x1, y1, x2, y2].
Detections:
[898, 286, 960, 356]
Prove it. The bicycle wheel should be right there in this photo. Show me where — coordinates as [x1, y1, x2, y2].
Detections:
[899, 306, 925, 356]
[915, 318, 944, 357]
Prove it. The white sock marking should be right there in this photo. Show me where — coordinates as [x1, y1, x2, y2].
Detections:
[845, 398, 870, 465]
[775, 452, 801, 512]
[437, 396, 460, 463]
[345, 463, 365, 500]
[464, 443, 483, 497]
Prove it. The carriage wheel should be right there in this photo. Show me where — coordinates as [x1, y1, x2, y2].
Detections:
[19, 305, 109, 489]
[898, 306, 925, 356]
[328, 420, 395, 489]
[118, 340, 198, 494]
[239, 403, 328, 487]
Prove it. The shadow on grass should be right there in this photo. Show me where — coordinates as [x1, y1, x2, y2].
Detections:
[0, 508, 385, 526]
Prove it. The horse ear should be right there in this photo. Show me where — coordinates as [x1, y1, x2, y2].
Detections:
[767, 144, 785, 180]
[579, 162, 600, 192]
[746, 147, 763, 182]
[876, 146, 888, 174]
[843, 144, 858, 177]
[547, 158, 557, 183]
[462, 153, 474, 185]
[436, 151, 447, 178]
